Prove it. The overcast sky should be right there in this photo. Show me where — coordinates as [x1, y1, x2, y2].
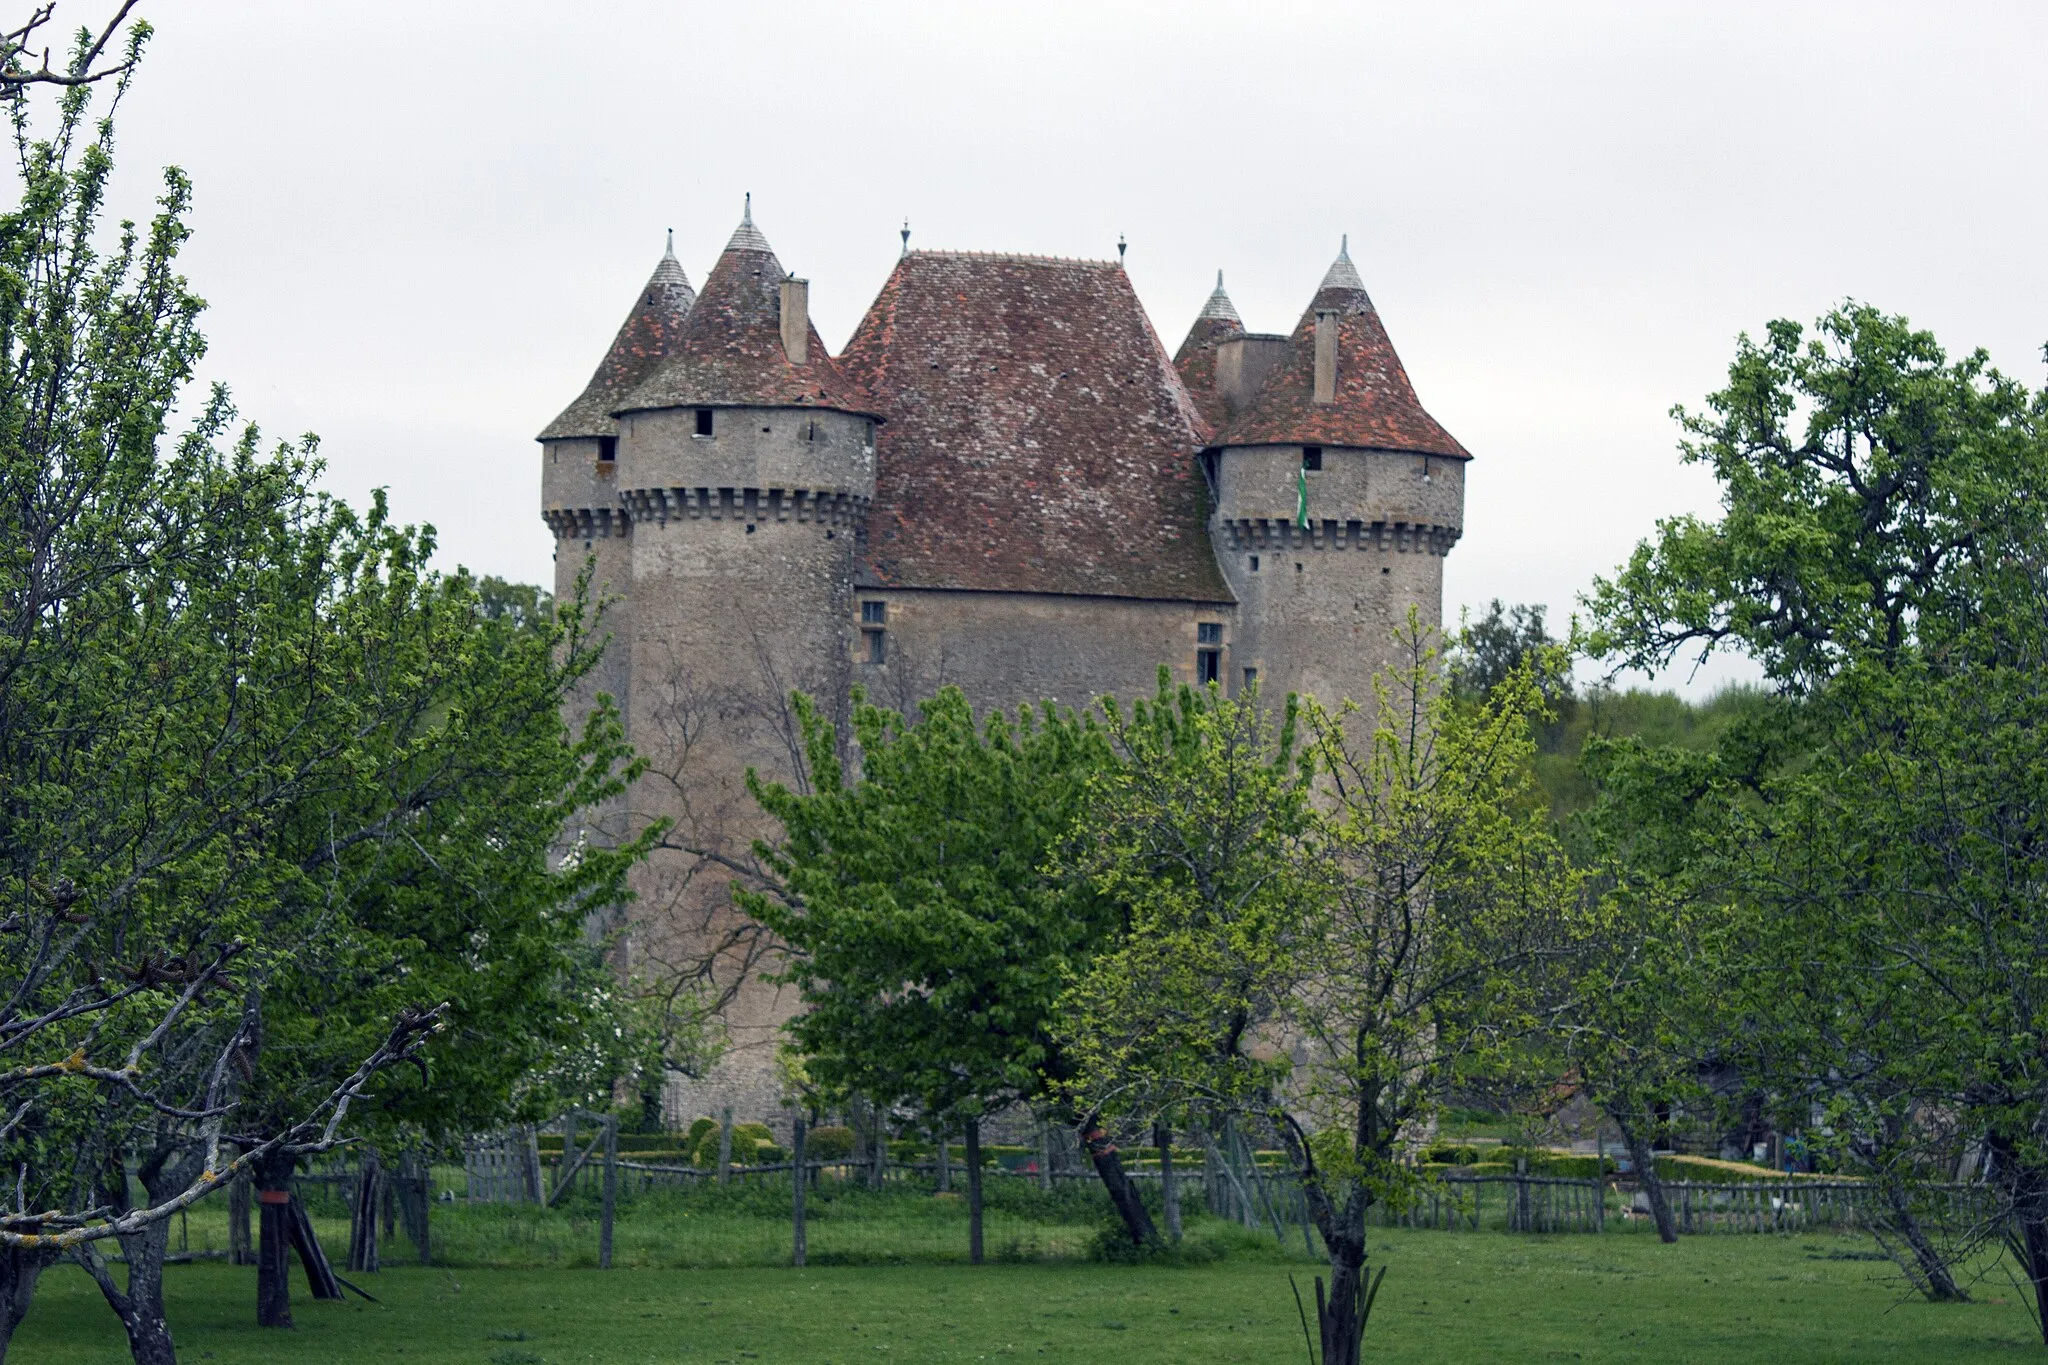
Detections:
[99, 0, 2048, 694]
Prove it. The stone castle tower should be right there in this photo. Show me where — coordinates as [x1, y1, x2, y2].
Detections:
[539, 204, 1468, 1124]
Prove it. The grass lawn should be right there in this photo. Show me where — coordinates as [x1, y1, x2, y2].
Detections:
[12, 1231, 2043, 1363]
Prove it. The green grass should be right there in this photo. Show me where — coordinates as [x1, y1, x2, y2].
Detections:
[14, 1232, 2043, 1363]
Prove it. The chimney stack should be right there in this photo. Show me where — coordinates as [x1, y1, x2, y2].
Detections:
[1313, 310, 1338, 405]
[780, 277, 810, 365]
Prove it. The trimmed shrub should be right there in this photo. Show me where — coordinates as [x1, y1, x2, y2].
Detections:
[805, 1125, 856, 1161]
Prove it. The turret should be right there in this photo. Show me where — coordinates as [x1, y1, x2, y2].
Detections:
[539, 231, 696, 734]
[1206, 238, 1468, 708]
[606, 200, 882, 1123]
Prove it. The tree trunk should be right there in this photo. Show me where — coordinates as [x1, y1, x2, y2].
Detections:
[964, 1118, 985, 1265]
[80, 1146, 198, 1365]
[287, 1197, 343, 1300]
[1155, 1124, 1181, 1242]
[1990, 1141, 2048, 1342]
[1315, 1216, 1372, 1365]
[0, 1233, 57, 1362]
[1615, 1114, 1677, 1244]
[1081, 1122, 1158, 1247]
[254, 1151, 296, 1327]
[1876, 1167, 1966, 1301]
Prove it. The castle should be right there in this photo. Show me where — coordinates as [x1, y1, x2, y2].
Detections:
[538, 202, 1469, 1124]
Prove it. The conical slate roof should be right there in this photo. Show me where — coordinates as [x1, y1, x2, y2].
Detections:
[614, 202, 880, 418]
[1216, 239, 1468, 458]
[1172, 270, 1245, 436]
[537, 233, 697, 441]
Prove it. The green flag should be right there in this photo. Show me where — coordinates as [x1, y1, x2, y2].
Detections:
[1296, 464, 1310, 530]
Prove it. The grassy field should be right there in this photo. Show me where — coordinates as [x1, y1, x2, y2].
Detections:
[13, 1231, 2043, 1363]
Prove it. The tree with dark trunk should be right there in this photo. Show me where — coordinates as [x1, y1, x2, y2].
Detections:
[745, 687, 1162, 1248]
[1613, 1114, 1677, 1244]
[1060, 643, 1581, 1363]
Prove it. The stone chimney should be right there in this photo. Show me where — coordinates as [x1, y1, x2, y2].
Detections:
[780, 277, 810, 365]
[1313, 310, 1338, 405]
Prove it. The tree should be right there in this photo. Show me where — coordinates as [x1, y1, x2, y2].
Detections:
[1060, 628, 1580, 1365]
[0, 19, 648, 1359]
[742, 686, 1168, 1258]
[1585, 304, 2048, 1321]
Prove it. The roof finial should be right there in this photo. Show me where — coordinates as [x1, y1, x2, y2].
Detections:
[1319, 234, 1366, 292]
[1117, 233, 1127, 264]
[901, 217, 911, 256]
[743, 191, 753, 225]
[1217, 269, 1225, 289]
[665, 227, 675, 258]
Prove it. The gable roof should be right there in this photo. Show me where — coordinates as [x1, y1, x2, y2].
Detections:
[537, 234, 695, 441]
[614, 204, 881, 418]
[1216, 240, 1470, 459]
[841, 251, 1230, 603]
[1172, 271, 1244, 435]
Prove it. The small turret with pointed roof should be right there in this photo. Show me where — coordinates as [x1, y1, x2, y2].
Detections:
[538, 232, 697, 441]
[1172, 270, 1247, 434]
[1217, 236, 1466, 457]
[615, 198, 878, 417]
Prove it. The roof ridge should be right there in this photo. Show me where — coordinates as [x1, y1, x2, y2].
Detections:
[905, 249, 1122, 268]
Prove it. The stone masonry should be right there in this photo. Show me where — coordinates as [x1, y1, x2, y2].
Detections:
[537, 204, 1470, 1130]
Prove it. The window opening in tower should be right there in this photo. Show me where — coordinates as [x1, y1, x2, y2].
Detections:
[597, 435, 617, 462]
[1302, 446, 1322, 471]
[695, 408, 715, 437]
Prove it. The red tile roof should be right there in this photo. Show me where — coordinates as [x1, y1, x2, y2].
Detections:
[538, 237, 695, 441]
[615, 208, 881, 419]
[841, 252, 1230, 603]
[1217, 245, 1469, 458]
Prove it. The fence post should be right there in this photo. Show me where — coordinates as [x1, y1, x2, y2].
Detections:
[1038, 1122, 1054, 1192]
[791, 1114, 808, 1268]
[936, 1133, 951, 1193]
[717, 1106, 734, 1187]
[965, 1117, 985, 1267]
[228, 1171, 254, 1266]
[600, 1115, 618, 1269]
[1155, 1124, 1181, 1243]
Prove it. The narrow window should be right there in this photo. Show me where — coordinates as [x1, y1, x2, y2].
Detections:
[596, 435, 617, 463]
[1249, 555, 1260, 572]
[1197, 649, 1220, 685]
[695, 408, 715, 437]
[1302, 445, 1323, 471]
[1242, 666, 1258, 689]
[860, 600, 886, 664]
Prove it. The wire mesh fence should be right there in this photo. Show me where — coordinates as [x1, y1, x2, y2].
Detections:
[175, 1119, 1990, 1277]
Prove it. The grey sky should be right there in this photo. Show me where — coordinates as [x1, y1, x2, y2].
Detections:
[107, 0, 2047, 693]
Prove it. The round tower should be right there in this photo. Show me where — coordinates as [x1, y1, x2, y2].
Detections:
[1205, 240, 1468, 709]
[539, 231, 697, 735]
[609, 201, 882, 1123]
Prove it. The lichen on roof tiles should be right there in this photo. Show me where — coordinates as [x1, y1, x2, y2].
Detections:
[614, 203, 880, 418]
[537, 233, 697, 441]
[841, 251, 1230, 603]
[1217, 240, 1469, 458]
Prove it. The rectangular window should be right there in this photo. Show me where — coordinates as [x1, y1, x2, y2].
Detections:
[1242, 667, 1258, 689]
[1302, 445, 1323, 471]
[861, 601, 886, 625]
[1197, 649, 1220, 685]
[863, 629, 886, 664]
[1249, 555, 1260, 572]
[695, 408, 715, 437]
[597, 435, 617, 462]
[1197, 622, 1223, 645]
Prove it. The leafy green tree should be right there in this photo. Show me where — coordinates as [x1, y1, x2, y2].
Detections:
[742, 686, 1161, 1259]
[0, 20, 649, 1359]
[1585, 304, 2048, 1319]
[1060, 628, 1581, 1365]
